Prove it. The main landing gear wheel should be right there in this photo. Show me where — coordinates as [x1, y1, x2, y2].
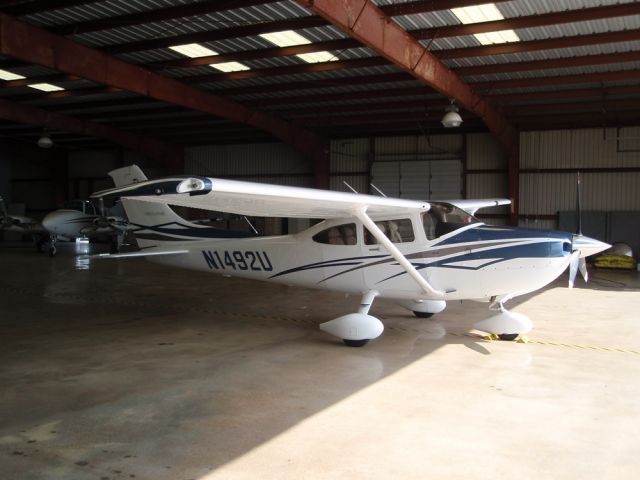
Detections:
[343, 339, 370, 347]
[413, 311, 435, 319]
[498, 333, 519, 341]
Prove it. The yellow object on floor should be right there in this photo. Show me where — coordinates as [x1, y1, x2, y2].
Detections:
[594, 255, 637, 270]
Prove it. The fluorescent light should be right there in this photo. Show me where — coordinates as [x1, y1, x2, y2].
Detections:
[29, 83, 65, 92]
[451, 3, 520, 45]
[209, 62, 250, 72]
[0, 69, 26, 81]
[260, 30, 338, 63]
[260, 30, 310, 47]
[296, 52, 338, 63]
[169, 43, 216, 58]
[170, 43, 250, 72]
[451, 4, 503, 23]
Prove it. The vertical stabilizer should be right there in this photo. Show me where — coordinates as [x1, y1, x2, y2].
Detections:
[108, 165, 148, 188]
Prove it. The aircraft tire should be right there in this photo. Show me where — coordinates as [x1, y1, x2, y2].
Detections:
[413, 311, 435, 318]
[48, 246, 56, 258]
[498, 333, 518, 341]
[343, 339, 369, 347]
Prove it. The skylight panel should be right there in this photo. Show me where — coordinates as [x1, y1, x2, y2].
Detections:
[0, 69, 26, 81]
[210, 62, 250, 73]
[260, 30, 311, 47]
[29, 83, 65, 92]
[297, 52, 339, 63]
[260, 30, 338, 64]
[169, 43, 217, 58]
[451, 3, 520, 45]
[170, 43, 250, 72]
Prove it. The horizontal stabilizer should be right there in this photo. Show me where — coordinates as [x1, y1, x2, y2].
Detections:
[94, 249, 189, 259]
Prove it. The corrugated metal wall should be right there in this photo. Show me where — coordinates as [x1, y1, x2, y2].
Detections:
[465, 133, 509, 223]
[185, 143, 314, 187]
[519, 127, 640, 230]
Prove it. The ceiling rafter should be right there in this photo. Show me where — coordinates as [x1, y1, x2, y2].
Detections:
[490, 85, 640, 103]
[293, 0, 515, 152]
[53, 0, 278, 36]
[413, 3, 640, 40]
[438, 30, 640, 59]
[0, 0, 99, 16]
[0, 95, 182, 170]
[456, 51, 640, 76]
[474, 70, 640, 91]
[60, 0, 507, 49]
[0, 12, 331, 186]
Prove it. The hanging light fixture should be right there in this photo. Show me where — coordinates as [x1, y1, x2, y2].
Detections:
[37, 130, 53, 148]
[441, 99, 463, 128]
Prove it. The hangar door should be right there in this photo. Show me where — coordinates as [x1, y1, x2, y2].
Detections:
[370, 159, 462, 201]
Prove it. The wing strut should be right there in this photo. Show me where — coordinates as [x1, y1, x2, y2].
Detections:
[354, 207, 445, 298]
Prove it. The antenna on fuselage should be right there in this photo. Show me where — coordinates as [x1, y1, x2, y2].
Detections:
[342, 181, 358, 194]
[243, 216, 259, 235]
[370, 183, 387, 198]
[576, 171, 582, 236]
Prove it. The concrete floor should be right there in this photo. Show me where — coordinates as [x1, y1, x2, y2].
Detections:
[1, 242, 639, 480]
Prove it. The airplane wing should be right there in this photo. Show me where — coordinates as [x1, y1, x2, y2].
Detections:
[125, 177, 430, 218]
[446, 198, 511, 216]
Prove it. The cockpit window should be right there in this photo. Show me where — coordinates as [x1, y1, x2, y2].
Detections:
[365, 219, 415, 245]
[61, 200, 96, 215]
[313, 223, 358, 245]
[422, 203, 478, 240]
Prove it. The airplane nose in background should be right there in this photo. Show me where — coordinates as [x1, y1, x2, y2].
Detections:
[42, 212, 64, 233]
[572, 234, 610, 258]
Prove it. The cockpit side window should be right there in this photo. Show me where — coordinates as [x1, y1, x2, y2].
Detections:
[422, 203, 478, 240]
[84, 202, 96, 215]
[365, 219, 415, 245]
[313, 223, 358, 245]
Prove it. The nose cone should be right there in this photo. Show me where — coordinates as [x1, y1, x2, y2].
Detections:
[41, 212, 59, 233]
[572, 234, 610, 258]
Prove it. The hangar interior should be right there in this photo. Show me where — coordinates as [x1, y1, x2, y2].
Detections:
[1, 1, 640, 479]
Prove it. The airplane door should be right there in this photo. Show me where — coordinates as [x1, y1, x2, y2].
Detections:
[312, 222, 365, 293]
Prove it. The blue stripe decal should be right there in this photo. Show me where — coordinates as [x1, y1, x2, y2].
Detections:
[132, 222, 255, 239]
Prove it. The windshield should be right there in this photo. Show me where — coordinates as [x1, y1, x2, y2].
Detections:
[422, 202, 478, 240]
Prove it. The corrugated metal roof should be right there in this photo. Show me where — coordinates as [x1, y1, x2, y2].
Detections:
[0, 0, 638, 147]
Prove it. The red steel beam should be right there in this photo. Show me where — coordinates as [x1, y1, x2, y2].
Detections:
[439, 30, 640, 59]
[54, 0, 278, 36]
[489, 85, 640, 103]
[293, 0, 515, 149]
[97, 1, 505, 54]
[474, 70, 640, 91]
[413, 3, 640, 40]
[0, 13, 330, 187]
[500, 98, 640, 115]
[0, 96, 183, 171]
[456, 51, 640, 77]
[0, 0, 100, 16]
[296, 0, 518, 222]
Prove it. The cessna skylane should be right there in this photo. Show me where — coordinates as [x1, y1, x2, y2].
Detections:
[93, 175, 609, 347]
[41, 165, 146, 256]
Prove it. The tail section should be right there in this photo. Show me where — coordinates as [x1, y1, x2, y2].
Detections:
[108, 165, 148, 188]
[121, 198, 254, 249]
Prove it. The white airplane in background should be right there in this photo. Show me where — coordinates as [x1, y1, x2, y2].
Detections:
[0, 196, 48, 249]
[92, 175, 609, 347]
[41, 165, 146, 257]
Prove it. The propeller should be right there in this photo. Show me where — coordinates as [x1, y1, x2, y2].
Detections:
[568, 172, 607, 287]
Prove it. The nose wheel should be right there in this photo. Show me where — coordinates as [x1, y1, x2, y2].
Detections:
[343, 339, 370, 347]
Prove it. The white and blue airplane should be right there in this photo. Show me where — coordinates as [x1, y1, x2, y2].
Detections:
[92, 175, 609, 347]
